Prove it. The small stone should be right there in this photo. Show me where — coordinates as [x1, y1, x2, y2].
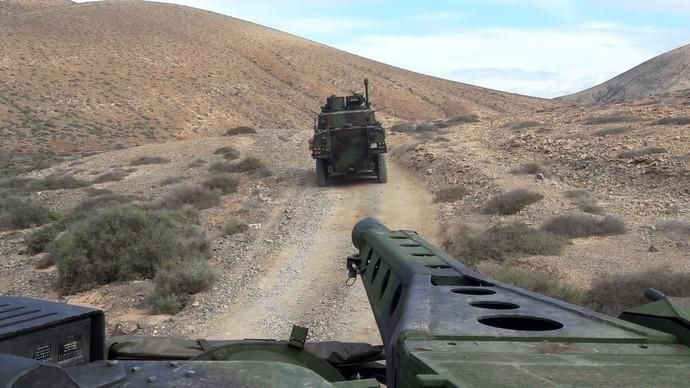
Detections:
[648, 245, 659, 253]
[191, 301, 200, 307]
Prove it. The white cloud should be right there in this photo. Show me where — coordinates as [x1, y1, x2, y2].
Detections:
[335, 27, 665, 97]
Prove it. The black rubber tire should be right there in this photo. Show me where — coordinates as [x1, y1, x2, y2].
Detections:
[315, 159, 327, 187]
[377, 155, 388, 184]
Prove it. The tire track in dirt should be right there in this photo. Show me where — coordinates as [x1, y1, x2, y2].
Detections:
[202, 160, 440, 343]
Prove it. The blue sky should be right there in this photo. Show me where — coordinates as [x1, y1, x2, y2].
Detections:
[95, 1, 690, 97]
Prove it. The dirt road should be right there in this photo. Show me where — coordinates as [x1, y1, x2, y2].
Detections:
[202, 156, 440, 343]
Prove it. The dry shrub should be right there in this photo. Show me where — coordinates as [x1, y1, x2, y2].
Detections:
[656, 220, 690, 241]
[130, 156, 169, 166]
[585, 268, 690, 316]
[564, 190, 604, 214]
[389, 122, 416, 133]
[434, 185, 467, 203]
[0, 195, 59, 230]
[74, 194, 138, 213]
[481, 189, 543, 215]
[214, 146, 240, 160]
[507, 121, 541, 130]
[445, 222, 565, 265]
[617, 147, 666, 159]
[592, 127, 630, 137]
[447, 115, 480, 124]
[29, 175, 90, 191]
[159, 176, 188, 186]
[224, 126, 257, 136]
[92, 170, 129, 184]
[162, 185, 221, 210]
[215, 158, 265, 174]
[652, 116, 690, 126]
[84, 188, 113, 197]
[478, 262, 583, 304]
[49, 205, 210, 295]
[583, 114, 640, 125]
[510, 163, 546, 175]
[148, 257, 215, 314]
[224, 221, 249, 236]
[203, 174, 239, 194]
[541, 214, 625, 238]
[187, 159, 206, 168]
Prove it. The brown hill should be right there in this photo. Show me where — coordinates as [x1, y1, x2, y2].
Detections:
[560, 44, 690, 104]
[0, 0, 548, 154]
[0, 0, 72, 16]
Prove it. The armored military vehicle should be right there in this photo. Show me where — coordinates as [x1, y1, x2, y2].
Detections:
[3, 218, 690, 387]
[310, 79, 388, 186]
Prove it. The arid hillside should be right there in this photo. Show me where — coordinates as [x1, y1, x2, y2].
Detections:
[0, 0, 548, 155]
[561, 44, 690, 104]
[0, 0, 72, 16]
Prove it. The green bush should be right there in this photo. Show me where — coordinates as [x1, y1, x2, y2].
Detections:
[129, 156, 169, 166]
[479, 262, 583, 305]
[434, 185, 467, 203]
[224, 126, 257, 136]
[49, 205, 209, 294]
[446, 223, 565, 265]
[0, 195, 58, 230]
[74, 194, 138, 213]
[541, 214, 625, 238]
[162, 185, 221, 210]
[148, 257, 215, 314]
[585, 268, 690, 316]
[26, 222, 66, 255]
[481, 189, 543, 215]
[203, 174, 239, 194]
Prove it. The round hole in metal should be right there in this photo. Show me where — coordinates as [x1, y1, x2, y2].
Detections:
[478, 316, 563, 331]
[470, 301, 519, 310]
[426, 265, 451, 269]
[451, 288, 496, 295]
[412, 253, 434, 257]
[401, 243, 421, 247]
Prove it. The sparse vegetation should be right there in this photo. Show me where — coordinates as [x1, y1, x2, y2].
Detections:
[74, 194, 138, 213]
[564, 190, 604, 214]
[541, 214, 625, 238]
[129, 156, 169, 166]
[592, 127, 631, 137]
[583, 114, 640, 125]
[187, 159, 206, 168]
[224, 126, 257, 136]
[481, 189, 543, 215]
[585, 268, 690, 316]
[203, 174, 239, 194]
[148, 257, 215, 314]
[507, 120, 541, 130]
[510, 163, 547, 175]
[652, 116, 690, 126]
[447, 115, 480, 124]
[162, 185, 221, 210]
[29, 175, 90, 191]
[26, 222, 66, 255]
[656, 220, 690, 241]
[159, 176, 188, 186]
[0, 195, 58, 231]
[434, 185, 467, 203]
[214, 146, 240, 160]
[210, 158, 266, 174]
[224, 221, 249, 236]
[92, 170, 129, 183]
[389, 122, 417, 133]
[617, 147, 666, 159]
[49, 205, 210, 297]
[479, 262, 583, 304]
[445, 223, 565, 265]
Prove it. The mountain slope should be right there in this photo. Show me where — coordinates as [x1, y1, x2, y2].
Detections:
[0, 0, 548, 153]
[0, 0, 72, 16]
[561, 44, 690, 104]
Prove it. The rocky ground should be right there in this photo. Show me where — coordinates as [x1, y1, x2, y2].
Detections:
[1, 95, 689, 342]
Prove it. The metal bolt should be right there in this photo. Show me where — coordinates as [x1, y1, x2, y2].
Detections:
[147, 376, 157, 383]
[185, 370, 195, 377]
[106, 360, 119, 367]
[131, 366, 141, 373]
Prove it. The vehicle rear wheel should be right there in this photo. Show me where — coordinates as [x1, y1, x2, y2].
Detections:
[315, 159, 327, 187]
[377, 155, 388, 184]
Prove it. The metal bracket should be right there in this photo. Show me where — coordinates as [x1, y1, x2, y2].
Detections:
[288, 326, 309, 349]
